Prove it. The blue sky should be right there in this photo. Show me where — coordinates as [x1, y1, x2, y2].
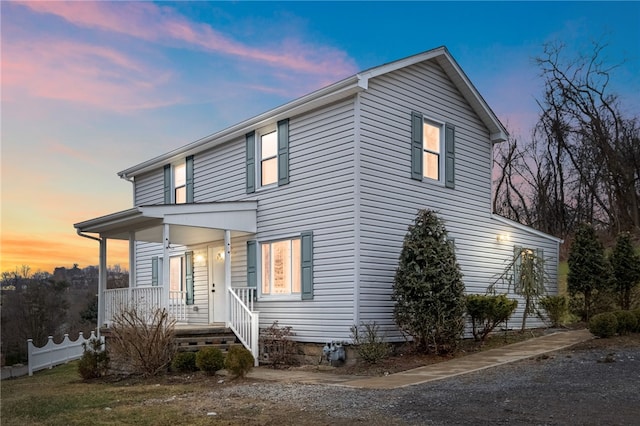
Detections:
[1, 1, 639, 271]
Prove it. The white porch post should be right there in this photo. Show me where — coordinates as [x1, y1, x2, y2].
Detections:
[97, 238, 107, 335]
[128, 231, 136, 288]
[224, 230, 231, 325]
[162, 224, 170, 310]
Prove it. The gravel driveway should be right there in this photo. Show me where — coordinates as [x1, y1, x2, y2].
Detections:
[204, 344, 640, 425]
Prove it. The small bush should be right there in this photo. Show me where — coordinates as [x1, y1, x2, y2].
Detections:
[612, 310, 638, 335]
[260, 321, 297, 368]
[224, 345, 254, 378]
[632, 309, 640, 332]
[171, 352, 197, 373]
[196, 347, 225, 375]
[539, 295, 568, 328]
[588, 312, 618, 338]
[78, 338, 109, 380]
[349, 321, 390, 364]
[466, 294, 518, 342]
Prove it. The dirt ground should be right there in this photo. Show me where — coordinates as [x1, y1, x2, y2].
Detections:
[125, 331, 640, 425]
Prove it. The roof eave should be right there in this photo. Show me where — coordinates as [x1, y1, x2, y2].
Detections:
[119, 46, 510, 178]
[119, 75, 362, 179]
[491, 214, 564, 243]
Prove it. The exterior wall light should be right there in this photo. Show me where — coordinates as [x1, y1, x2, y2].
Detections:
[497, 233, 510, 242]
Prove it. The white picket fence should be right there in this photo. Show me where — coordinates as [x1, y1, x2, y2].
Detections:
[27, 331, 102, 376]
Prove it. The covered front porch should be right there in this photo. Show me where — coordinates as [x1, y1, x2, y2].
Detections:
[74, 201, 260, 362]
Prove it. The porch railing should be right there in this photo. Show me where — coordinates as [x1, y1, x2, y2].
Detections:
[169, 290, 187, 322]
[103, 287, 186, 324]
[229, 287, 259, 366]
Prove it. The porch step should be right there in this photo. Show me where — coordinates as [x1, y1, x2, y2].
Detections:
[173, 326, 242, 353]
[100, 325, 244, 353]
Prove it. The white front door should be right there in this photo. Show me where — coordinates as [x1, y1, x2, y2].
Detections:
[208, 246, 227, 323]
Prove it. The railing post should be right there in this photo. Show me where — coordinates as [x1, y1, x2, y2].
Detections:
[27, 339, 34, 376]
[252, 311, 260, 366]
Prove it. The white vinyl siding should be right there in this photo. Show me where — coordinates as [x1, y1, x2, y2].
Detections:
[134, 169, 164, 205]
[167, 98, 356, 341]
[251, 99, 356, 341]
[357, 59, 558, 337]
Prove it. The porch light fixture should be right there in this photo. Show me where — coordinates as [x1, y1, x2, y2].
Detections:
[216, 250, 225, 261]
[195, 254, 205, 263]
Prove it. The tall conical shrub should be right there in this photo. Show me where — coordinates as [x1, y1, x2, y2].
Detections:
[567, 223, 610, 321]
[392, 209, 465, 353]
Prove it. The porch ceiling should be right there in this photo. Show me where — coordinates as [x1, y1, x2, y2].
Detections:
[74, 201, 257, 244]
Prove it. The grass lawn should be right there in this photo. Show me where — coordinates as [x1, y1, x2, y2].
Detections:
[1, 363, 221, 425]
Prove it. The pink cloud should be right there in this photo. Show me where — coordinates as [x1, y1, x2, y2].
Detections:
[2, 37, 180, 111]
[46, 141, 99, 165]
[18, 1, 358, 81]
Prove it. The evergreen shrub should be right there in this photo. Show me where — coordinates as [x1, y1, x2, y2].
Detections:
[195, 347, 225, 375]
[633, 309, 640, 332]
[539, 295, 568, 328]
[466, 294, 518, 342]
[77, 338, 109, 380]
[612, 310, 637, 335]
[392, 209, 466, 353]
[171, 352, 197, 373]
[588, 312, 618, 338]
[224, 346, 254, 378]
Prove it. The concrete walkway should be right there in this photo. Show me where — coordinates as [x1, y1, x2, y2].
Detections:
[247, 329, 594, 390]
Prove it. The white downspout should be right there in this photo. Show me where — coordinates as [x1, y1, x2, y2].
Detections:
[122, 174, 137, 296]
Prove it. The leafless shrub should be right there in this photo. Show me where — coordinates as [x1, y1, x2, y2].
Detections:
[107, 307, 176, 377]
[260, 321, 296, 368]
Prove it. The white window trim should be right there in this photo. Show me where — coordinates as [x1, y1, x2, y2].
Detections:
[257, 235, 302, 301]
[256, 125, 278, 190]
[423, 117, 445, 185]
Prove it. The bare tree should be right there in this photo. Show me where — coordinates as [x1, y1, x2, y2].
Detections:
[494, 41, 640, 238]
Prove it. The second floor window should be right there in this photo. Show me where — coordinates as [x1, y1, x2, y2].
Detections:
[245, 119, 289, 193]
[411, 111, 455, 188]
[163, 156, 193, 204]
[423, 120, 442, 181]
[260, 130, 278, 186]
[174, 162, 186, 204]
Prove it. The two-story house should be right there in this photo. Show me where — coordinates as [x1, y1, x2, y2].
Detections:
[75, 46, 561, 361]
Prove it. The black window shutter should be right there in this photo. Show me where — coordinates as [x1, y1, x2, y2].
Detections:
[163, 164, 171, 204]
[186, 155, 194, 203]
[445, 124, 455, 188]
[300, 231, 314, 300]
[247, 240, 257, 288]
[277, 119, 289, 186]
[185, 251, 194, 305]
[411, 111, 423, 180]
[246, 132, 256, 194]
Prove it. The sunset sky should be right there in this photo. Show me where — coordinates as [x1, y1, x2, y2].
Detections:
[1, 1, 639, 274]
